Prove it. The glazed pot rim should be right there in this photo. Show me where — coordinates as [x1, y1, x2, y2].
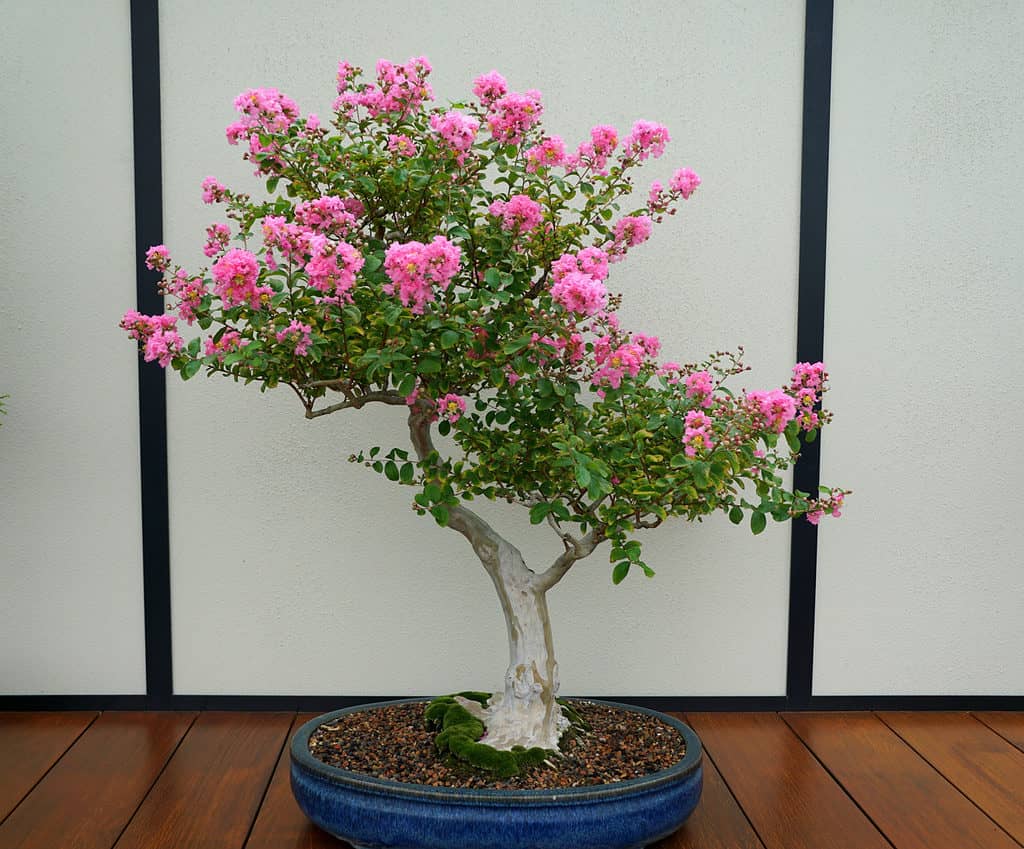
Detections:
[290, 697, 702, 804]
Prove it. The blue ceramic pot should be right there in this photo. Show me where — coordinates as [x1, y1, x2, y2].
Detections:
[290, 698, 702, 849]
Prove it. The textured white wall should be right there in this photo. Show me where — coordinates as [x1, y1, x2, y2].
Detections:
[814, 1, 1024, 695]
[0, 3, 146, 693]
[159, 1, 806, 695]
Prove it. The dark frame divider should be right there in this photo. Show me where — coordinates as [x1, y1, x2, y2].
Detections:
[3, 0, 1022, 714]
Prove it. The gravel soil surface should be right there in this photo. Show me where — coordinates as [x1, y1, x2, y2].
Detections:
[308, 700, 687, 790]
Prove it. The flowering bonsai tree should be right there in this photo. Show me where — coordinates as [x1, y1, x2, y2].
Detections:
[123, 57, 846, 767]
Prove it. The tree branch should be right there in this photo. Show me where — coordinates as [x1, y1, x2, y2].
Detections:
[305, 390, 406, 419]
[535, 529, 602, 592]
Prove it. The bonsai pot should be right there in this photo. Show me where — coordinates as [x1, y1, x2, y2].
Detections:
[290, 698, 703, 849]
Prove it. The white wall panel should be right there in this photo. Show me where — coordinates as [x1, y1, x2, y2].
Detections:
[815, 1, 1024, 695]
[160, 1, 806, 695]
[0, 2, 146, 693]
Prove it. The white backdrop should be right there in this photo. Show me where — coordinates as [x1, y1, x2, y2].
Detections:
[159, 0, 804, 696]
[3, 1, 1020, 699]
[0, 2, 147, 694]
[814, 0, 1024, 695]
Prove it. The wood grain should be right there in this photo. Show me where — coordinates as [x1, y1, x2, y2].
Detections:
[687, 712, 891, 849]
[113, 711, 292, 849]
[878, 711, 1024, 844]
[0, 711, 196, 849]
[975, 712, 1024, 753]
[0, 712, 97, 823]
[657, 713, 765, 849]
[244, 713, 346, 849]
[785, 712, 1019, 849]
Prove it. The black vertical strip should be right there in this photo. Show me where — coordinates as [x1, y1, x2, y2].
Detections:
[786, 0, 834, 709]
[130, 0, 172, 705]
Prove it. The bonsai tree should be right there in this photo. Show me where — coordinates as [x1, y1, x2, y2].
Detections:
[123, 57, 846, 761]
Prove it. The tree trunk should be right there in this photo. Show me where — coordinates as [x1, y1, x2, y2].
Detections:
[469, 537, 568, 751]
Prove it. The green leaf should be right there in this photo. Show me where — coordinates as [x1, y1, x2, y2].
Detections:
[529, 502, 552, 524]
[418, 357, 442, 374]
[384, 461, 399, 481]
[363, 254, 383, 273]
[397, 374, 416, 397]
[399, 462, 415, 484]
[692, 462, 711, 489]
[729, 506, 743, 525]
[611, 561, 631, 585]
[430, 504, 450, 526]
[669, 453, 688, 468]
[639, 562, 656, 578]
[575, 465, 592, 488]
[266, 177, 279, 193]
[425, 482, 442, 502]
[181, 360, 202, 380]
[484, 268, 502, 287]
[750, 511, 767, 535]
[440, 330, 460, 349]
[805, 428, 818, 443]
[187, 337, 201, 357]
[503, 335, 533, 354]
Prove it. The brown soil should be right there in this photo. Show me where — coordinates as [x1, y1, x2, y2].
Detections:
[308, 700, 687, 790]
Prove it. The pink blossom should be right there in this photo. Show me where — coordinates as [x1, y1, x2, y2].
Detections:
[592, 342, 645, 389]
[383, 236, 461, 314]
[791, 361, 827, 392]
[525, 136, 566, 172]
[306, 113, 320, 131]
[275, 320, 313, 356]
[486, 90, 543, 145]
[806, 509, 824, 525]
[622, 120, 670, 162]
[430, 110, 480, 160]
[261, 216, 316, 262]
[633, 333, 661, 358]
[612, 215, 653, 249]
[571, 125, 619, 173]
[203, 223, 231, 258]
[144, 328, 183, 368]
[746, 389, 798, 433]
[488, 194, 543, 234]
[388, 134, 418, 158]
[304, 241, 364, 299]
[685, 370, 714, 408]
[120, 310, 177, 342]
[437, 393, 466, 423]
[201, 176, 227, 204]
[669, 168, 701, 199]
[294, 196, 359, 236]
[647, 181, 667, 213]
[168, 269, 207, 324]
[229, 87, 299, 143]
[205, 330, 244, 360]
[336, 60, 358, 95]
[472, 71, 507, 107]
[551, 248, 609, 283]
[145, 245, 171, 272]
[550, 271, 607, 316]
[505, 368, 521, 386]
[683, 409, 715, 457]
[211, 248, 270, 310]
[374, 56, 433, 117]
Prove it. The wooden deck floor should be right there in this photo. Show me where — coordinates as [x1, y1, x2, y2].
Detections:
[0, 710, 1021, 848]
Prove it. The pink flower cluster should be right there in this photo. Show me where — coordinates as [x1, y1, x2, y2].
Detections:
[568, 125, 619, 174]
[167, 269, 206, 324]
[478, 73, 543, 145]
[790, 361, 827, 431]
[430, 110, 480, 161]
[294, 196, 359, 236]
[488, 194, 543, 234]
[525, 136, 566, 172]
[746, 388, 798, 433]
[683, 410, 715, 457]
[806, 489, 845, 525]
[549, 248, 610, 317]
[622, 120, 671, 162]
[145, 244, 171, 272]
[335, 56, 433, 119]
[648, 168, 701, 215]
[120, 311, 183, 368]
[607, 215, 653, 260]
[226, 88, 299, 145]
[201, 176, 228, 204]
[669, 168, 702, 199]
[592, 337, 648, 390]
[685, 370, 715, 408]
[383, 236, 461, 313]
[388, 134, 418, 158]
[275, 320, 313, 356]
[203, 223, 231, 258]
[436, 393, 466, 423]
[211, 248, 271, 310]
[304, 237, 364, 299]
[205, 330, 244, 361]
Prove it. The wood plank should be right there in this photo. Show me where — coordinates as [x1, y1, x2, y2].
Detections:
[245, 713, 346, 849]
[113, 711, 293, 849]
[687, 712, 891, 849]
[655, 713, 765, 848]
[975, 712, 1024, 753]
[0, 711, 196, 849]
[878, 712, 1024, 845]
[0, 712, 97, 822]
[785, 712, 1019, 849]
